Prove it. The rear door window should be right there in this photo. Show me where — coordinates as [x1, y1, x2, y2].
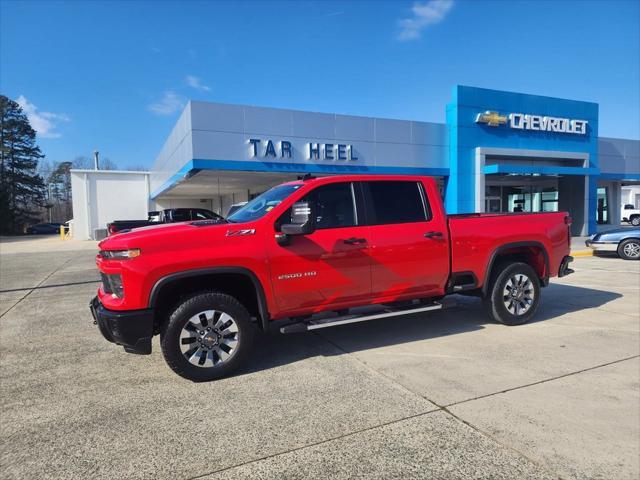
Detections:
[364, 181, 429, 225]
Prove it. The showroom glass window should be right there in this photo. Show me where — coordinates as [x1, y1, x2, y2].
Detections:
[596, 187, 609, 224]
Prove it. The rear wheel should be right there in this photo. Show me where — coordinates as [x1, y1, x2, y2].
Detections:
[160, 292, 255, 381]
[630, 216, 640, 226]
[484, 262, 541, 326]
[618, 239, 640, 260]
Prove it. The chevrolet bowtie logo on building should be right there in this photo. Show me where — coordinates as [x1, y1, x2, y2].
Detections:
[475, 111, 508, 127]
[475, 110, 588, 135]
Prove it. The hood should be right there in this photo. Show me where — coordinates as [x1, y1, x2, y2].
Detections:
[98, 220, 231, 251]
[595, 227, 640, 239]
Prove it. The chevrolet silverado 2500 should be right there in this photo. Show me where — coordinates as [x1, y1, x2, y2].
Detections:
[91, 175, 574, 381]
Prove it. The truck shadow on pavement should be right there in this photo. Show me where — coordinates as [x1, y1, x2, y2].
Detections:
[241, 283, 622, 376]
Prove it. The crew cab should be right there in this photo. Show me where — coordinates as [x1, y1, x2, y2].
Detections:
[107, 208, 223, 235]
[91, 175, 574, 381]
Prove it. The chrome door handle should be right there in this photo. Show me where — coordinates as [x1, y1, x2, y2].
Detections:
[343, 237, 367, 245]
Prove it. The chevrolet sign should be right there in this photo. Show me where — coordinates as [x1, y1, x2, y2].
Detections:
[476, 110, 588, 135]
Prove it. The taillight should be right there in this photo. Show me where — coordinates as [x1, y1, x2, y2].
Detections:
[564, 216, 572, 225]
[565, 215, 572, 246]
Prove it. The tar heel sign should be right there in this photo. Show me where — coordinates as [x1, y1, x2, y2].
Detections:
[248, 139, 358, 161]
[476, 111, 588, 135]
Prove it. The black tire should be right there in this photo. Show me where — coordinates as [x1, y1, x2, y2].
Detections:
[630, 216, 640, 227]
[617, 238, 640, 260]
[483, 262, 541, 326]
[160, 291, 255, 381]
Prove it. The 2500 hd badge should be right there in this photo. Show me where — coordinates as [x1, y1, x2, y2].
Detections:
[278, 271, 317, 280]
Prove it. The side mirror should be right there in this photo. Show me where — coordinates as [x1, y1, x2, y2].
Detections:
[281, 201, 316, 236]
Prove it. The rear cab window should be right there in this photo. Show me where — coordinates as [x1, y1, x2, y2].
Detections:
[363, 181, 431, 225]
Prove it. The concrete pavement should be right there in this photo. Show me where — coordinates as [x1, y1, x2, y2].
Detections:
[0, 237, 638, 479]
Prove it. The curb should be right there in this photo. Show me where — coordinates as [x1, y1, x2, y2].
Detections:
[571, 250, 593, 257]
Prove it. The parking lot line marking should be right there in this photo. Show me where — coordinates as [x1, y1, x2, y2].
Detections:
[0, 279, 100, 294]
[185, 409, 444, 480]
[0, 256, 75, 319]
[313, 331, 564, 480]
[444, 354, 640, 409]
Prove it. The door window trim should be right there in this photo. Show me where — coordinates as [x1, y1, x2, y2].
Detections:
[417, 181, 432, 221]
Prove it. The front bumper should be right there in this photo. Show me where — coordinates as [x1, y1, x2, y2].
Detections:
[90, 296, 154, 355]
[585, 240, 618, 252]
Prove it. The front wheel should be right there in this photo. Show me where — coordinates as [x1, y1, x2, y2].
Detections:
[630, 216, 640, 227]
[618, 239, 640, 260]
[484, 262, 541, 326]
[160, 292, 255, 381]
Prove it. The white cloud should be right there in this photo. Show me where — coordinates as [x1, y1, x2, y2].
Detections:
[185, 75, 211, 92]
[397, 0, 454, 41]
[16, 95, 70, 138]
[148, 91, 186, 116]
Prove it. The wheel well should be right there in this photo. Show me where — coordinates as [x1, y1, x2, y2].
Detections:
[620, 237, 640, 245]
[484, 244, 548, 295]
[152, 272, 265, 333]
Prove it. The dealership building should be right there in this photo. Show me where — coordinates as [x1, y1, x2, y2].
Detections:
[71, 85, 639, 240]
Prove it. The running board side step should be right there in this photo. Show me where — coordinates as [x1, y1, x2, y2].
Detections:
[280, 300, 452, 334]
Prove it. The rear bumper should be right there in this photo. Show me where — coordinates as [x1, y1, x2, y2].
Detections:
[558, 255, 574, 277]
[585, 240, 618, 252]
[90, 296, 154, 355]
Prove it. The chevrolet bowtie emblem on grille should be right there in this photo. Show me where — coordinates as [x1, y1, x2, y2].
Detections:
[476, 111, 508, 127]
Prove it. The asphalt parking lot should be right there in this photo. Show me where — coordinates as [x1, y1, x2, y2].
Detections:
[1, 237, 639, 479]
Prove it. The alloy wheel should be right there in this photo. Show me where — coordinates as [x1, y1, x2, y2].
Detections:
[502, 274, 535, 316]
[623, 241, 640, 259]
[179, 310, 239, 367]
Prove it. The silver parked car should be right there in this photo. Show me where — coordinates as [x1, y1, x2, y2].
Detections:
[586, 227, 640, 260]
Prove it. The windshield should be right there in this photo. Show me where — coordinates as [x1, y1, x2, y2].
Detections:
[227, 184, 301, 223]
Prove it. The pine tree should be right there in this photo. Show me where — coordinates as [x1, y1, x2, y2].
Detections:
[0, 95, 47, 234]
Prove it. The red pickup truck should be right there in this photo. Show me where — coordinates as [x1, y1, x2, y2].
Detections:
[91, 175, 574, 381]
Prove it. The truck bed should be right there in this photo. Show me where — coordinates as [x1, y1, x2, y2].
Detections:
[447, 211, 570, 288]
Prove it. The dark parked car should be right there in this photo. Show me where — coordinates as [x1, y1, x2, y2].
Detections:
[26, 223, 62, 235]
[586, 227, 640, 260]
[107, 208, 224, 235]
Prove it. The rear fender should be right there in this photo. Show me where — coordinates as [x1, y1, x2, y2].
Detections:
[482, 242, 550, 296]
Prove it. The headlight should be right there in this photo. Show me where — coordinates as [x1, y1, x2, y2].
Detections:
[100, 248, 141, 259]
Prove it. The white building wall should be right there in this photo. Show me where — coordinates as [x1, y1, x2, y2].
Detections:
[621, 185, 640, 208]
[71, 170, 151, 240]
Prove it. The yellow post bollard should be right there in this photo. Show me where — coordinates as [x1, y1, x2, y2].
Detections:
[60, 225, 65, 240]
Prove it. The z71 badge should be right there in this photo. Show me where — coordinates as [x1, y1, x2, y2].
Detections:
[278, 271, 317, 280]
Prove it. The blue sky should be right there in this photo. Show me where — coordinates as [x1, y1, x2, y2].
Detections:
[1, 0, 638, 169]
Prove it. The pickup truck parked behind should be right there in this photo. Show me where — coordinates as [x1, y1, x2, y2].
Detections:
[106, 208, 224, 235]
[621, 204, 640, 226]
[91, 175, 574, 381]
